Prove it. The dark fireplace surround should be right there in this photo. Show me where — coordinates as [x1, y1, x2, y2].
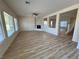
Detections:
[37, 25, 41, 29]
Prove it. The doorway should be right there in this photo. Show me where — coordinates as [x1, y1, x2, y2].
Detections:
[59, 9, 78, 37]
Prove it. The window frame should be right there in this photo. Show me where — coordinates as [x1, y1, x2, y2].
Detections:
[14, 18, 19, 31]
[3, 11, 15, 37]
[0, 12, 6, 43]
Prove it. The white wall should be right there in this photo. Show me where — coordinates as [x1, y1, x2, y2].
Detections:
[19, 16, 35, 31]
[0, 0, 19, 58]
[72, 8, 79, 42]
[72, 8, 79, 49]
[19, 16, 44, 31]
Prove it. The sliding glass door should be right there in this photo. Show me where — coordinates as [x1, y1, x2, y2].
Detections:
[3, 12, 15, 37]
[0, 13, 4, 43]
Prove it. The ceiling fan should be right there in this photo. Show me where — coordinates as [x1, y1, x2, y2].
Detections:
[32, 13, 39, 16]
[25, 1, 30, 4]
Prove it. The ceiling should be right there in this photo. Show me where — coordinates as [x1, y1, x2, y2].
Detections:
[3, 0, 79, 18]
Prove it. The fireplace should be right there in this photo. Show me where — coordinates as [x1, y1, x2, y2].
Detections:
[37, 25, 41, 29]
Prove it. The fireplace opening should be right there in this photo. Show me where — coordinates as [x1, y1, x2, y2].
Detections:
[37, 25, 41, 29]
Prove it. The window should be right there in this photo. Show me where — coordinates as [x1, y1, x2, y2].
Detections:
[60, 21, 68, 27]
[0, 13, 4, 43]
[3, 12, 15, 37]
[14, 18, 19, 31]
[44, 18, 48, 25]
[49, 15, 56, 28]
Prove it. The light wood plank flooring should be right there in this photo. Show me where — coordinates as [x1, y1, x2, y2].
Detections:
[2, 31, 79, 59]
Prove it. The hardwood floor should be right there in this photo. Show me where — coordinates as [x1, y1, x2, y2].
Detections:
[2, 31, 79, 59]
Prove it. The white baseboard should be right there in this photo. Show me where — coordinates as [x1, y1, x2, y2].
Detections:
[77, 42, 79, 49]
[34, 29, 43, 31]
